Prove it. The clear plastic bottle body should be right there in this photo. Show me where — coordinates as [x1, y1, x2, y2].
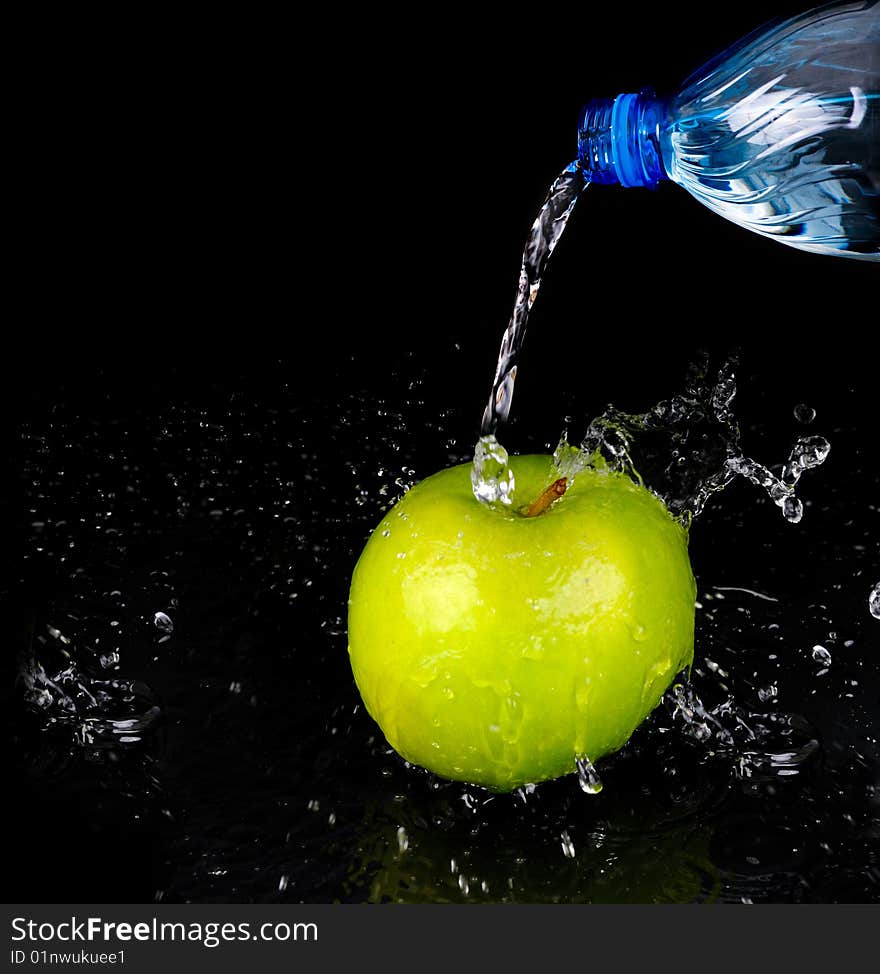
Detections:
[578, 1, 880, 259]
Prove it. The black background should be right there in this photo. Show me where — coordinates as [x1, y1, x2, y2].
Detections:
[18, 1, 876, 397]
[8, 2, 878, 903]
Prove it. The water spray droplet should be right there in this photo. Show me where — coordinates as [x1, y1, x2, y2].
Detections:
[869, 582, 880, 620]
[99, 650, 120, 669]
[781, 494, 803, 523]
[154, 611, 174, 642]
[812, 645, 832, 665]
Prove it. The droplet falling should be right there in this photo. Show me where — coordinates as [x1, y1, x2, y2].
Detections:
[575, 755, 603, 794]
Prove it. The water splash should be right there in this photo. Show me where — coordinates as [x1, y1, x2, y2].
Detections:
[669, 683, 727, 744]
[551, 355, 830, 524]
[20, 621, 163, 748]
[470, 177, 829, 522]
[18, 563, 177, 749]
[668, 679, 821, 781]
[472, 161, 585, 504]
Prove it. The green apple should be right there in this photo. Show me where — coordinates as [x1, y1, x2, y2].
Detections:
[347, 454, 695, 792]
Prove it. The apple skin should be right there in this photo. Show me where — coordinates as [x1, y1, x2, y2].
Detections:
[348, 454, 696, 792]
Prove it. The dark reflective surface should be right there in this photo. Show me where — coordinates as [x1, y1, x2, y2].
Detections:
[11, 342, 878, 903]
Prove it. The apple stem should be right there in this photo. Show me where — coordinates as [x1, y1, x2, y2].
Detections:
[522, 477, 568, 517]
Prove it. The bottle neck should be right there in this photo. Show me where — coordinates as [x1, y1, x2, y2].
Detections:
[578, 91, 669, 188]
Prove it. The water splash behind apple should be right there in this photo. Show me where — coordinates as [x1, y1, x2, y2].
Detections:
[471, 162, 830, 523]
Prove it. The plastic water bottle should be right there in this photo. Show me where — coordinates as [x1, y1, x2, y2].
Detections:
[578, 1, 879, 260]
